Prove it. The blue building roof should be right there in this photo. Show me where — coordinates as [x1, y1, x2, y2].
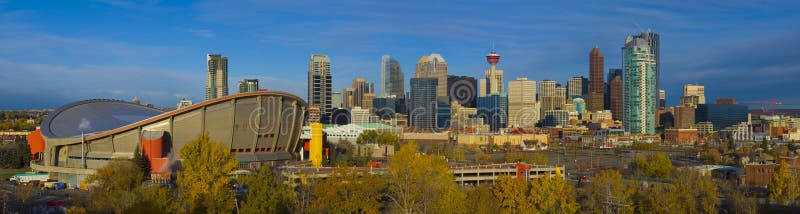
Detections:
[40, 99, 165, 138]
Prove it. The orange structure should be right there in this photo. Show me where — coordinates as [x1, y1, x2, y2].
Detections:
[27, 129, 45, 160]
[141, 131, 166, 173]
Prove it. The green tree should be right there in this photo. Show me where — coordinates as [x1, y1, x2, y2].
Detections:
[587, 170, 634, 213]
[768, 159, 800, 205]
[132, 146, 150, 178]
[311, 166, 387, 213]
[386, 142, 466, 214]
[635, 152, 675, 178]
[16, 143, 31, 168]
[86, 159, 144, 213]
[356, 130, 378, 145]
[127, 186, 179, 213]
[176, 133, 239, 213]
[239, 166, 296, 214]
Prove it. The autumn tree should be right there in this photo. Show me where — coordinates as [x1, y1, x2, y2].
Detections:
[532, 152, 548, 165]
[452, 147, 466, 162]
[492, 175, 579, 214]
[12, 184, 37, 208]
[176, 133, 239, 213]
[529, 175, 580, 213]
[701, 148, 723, 165]
[238, 165, 296, 214]
[634, 152, 675, 178]
[86, 159, 144, 213]
[641, 169, 719, 214]
[722, 181, 757, 214]
[587, 170, 634, 213]
[464, 184, 499, 214]
[312, 166, 387, 213]
[386, 142, 466, 214]
[493, 175, 533, 212]
[128, 186, 179, 213]
[768, 159, 800, 205]
[476, 151, 492, 164]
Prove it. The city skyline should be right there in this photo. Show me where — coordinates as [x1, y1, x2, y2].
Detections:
[1, 1, 799, 109]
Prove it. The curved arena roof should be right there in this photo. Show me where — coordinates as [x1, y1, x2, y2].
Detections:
[40, 99, 165, 138]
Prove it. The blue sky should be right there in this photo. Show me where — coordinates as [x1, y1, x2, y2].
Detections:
[1, 0, 799, 109]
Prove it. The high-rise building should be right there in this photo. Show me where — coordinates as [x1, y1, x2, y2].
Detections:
[538, 80, 557, 99]
[481, 50, 504, 96]
[331, 92, 342, 109]
[237, 79, 259, 93]
[622, 37, 657, 135]
[342, 88, 355, 109]
[567, 76, 588, 100]
[206, 54, 228, 100]
[362, 93, 375, 112]
[695, 104, 748, 131]
[508, 78, 538, 129]
[608, 69, 623, 120]
[351, 78, 369, 108]
[555, 86, 567, 104]
[538, 80, 564, 120]
[659, 90, 666, 109]
[477, 94, 508, 132]
[573, 98, 586, 118]
[350, 107, 370, 124]
[588, 47, 605, 111]
[415, 53, 448, 101]
[381, 55, 405, 98]
[448, 75, 477, 108]
[632, 30, 660, 106]
[683, 84, 706, 105]
[674, 104, 695, 129]
[373, 96, 399, 119]
[542, 110, 569, 127]
[450, 101, 485, 132]
[309, 54, 332, 121]
[410, 78, 438, 131]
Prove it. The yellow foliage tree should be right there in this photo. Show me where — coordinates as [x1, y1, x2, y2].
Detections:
[177, 133, 239, 213]
[493, 175, 532, 212]
[642, 169, 719, 214]
[529, 175, 580, 213]
[768, 159, 800, 205]
[587, 170, 634, 213]
[464, 184, 500, 214]
[492, 175, 579, 214]
[386, 142, 466, 214]
[312, 166, 387, 214]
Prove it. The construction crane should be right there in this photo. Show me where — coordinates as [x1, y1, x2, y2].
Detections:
[742, 100, 783, 116]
